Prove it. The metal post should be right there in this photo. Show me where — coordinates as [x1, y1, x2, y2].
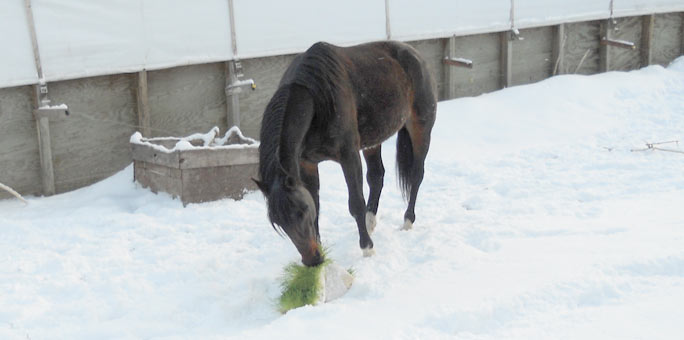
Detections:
[681, 13, 684, 55]
[226, 61, 241, 128]
[500, 32, 513, 88]
[641, 15, 654, 67]
[137, 70, 151, 136]
[34, 113, 55, 195]
[384, 0, 392, 40]
[226, 0, 241, 129]
[443, 36, 457, 99]
[24, 0, 44, 93]
[599, 19, 612, 72]
[25, 0, 56, 195]
[500, 0, 516, 88]
[552, 24, 566, 75]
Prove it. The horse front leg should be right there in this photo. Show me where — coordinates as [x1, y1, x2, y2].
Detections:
[300, 160, 321, 242]
[363, 145, 384, 234]
[340, 148, 374, 256]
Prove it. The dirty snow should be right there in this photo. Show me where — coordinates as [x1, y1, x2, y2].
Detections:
[1, 58, 684, 339]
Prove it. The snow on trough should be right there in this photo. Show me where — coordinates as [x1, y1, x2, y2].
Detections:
[2, 58, 684, 339]
[129, 126, 258, 153]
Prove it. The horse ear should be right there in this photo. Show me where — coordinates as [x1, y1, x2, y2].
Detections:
[252, 178, 269, 195]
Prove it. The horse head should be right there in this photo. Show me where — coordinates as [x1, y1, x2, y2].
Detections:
[255, 174, 322, 266]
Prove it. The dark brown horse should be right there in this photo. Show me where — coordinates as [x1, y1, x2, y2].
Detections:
[254, 41, 436, 266]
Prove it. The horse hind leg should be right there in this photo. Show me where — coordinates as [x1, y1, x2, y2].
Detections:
[393, 44, 437, 230]
[396, 107, 435, 231]
[363, 145, 384, 234]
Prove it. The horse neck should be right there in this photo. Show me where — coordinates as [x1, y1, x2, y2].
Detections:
[277, 84, 314, 179]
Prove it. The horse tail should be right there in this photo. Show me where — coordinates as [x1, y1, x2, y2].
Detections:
[396, 127, 414, 201]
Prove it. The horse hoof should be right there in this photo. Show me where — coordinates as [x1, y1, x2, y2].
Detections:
[362, 247, 375, 257]
[365, 212, 377, 234]
[401, 219, 413, 231]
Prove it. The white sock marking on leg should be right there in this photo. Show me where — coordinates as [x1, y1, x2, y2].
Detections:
[366, 212, 377, 234]
[401, 219, 413, 231]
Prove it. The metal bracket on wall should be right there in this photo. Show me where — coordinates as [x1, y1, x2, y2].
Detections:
[600, 37, 636, 50]
[33, 105, 70, 121]
[508, 28, 524, 41]
[443, 57, 473, 69]
[226, 60, 256, 95]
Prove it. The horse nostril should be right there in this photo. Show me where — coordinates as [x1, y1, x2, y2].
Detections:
[302, 249, 323, 267]
[312, 250, 323, 265]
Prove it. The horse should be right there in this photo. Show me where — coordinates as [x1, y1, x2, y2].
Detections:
[254, 40, 437, 266]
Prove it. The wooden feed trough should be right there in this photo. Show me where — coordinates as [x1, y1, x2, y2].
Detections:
[130, 127, 259, 205]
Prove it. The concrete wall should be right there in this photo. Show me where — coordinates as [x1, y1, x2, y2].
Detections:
[611, 16, 644, 71]
[0, 86, 41, 196]
[407, 39, 447, 101]
[1, 13, 683, 200]
[653, 13, 684, 66]
[148, 62, 228, 138]
[446, 33, 502, 98]
[512, 27, 555, 86]
[238, 54, 298, 138]
[47, 73, 138, 193]
[564, 21, 602, 75]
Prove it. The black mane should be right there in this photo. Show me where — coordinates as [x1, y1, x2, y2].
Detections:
[258, 85, 290, 188]
[288, 42, 344, 120]
[258, 42, 345, 187]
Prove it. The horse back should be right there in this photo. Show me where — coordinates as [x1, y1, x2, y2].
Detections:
[341, 41, 436, 148]
[278, 41, 436, 156]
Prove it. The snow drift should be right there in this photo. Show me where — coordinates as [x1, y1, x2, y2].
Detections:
[1, 58, 683, 339]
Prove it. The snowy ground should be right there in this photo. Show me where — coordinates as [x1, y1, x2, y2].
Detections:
[2, 58, 684, 339]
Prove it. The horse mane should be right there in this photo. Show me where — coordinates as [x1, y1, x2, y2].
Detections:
[258, 42, 345, 188]
[258, 85, 290, 188]
[289, 42, 345, 121]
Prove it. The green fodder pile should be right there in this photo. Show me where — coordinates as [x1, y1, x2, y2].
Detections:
[277, 258, 330, 313]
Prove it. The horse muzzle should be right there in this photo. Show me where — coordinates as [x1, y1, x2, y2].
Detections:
[300, 238, 323, 267]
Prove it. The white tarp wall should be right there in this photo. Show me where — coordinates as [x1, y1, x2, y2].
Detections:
[514, 0, 611, 29]
[31, 0, 233, 83]
[2, 0, 683, 89]
[233, 0, 386, 59]
[0, 1, 39, 88]
[613, 0, 684, 17]
[388, 0, 511, 41]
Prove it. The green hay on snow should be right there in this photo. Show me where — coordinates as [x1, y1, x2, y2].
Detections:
[278, 257, 331, 313]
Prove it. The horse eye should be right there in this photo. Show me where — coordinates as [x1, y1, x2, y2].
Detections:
[295, 206, 307, 219]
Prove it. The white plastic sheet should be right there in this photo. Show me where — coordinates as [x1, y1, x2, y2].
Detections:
[613, 0, 684, 17]
[0, 1, 39, 87]
[232, 0, 386, 59]
[1, 0, 682, 89]
[30, 0, 232, 82]
[32, 0, 145, 81]
[143, 0, 232, 70]
[515, 0, 611, 28]
[388, 0, 510, 41]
